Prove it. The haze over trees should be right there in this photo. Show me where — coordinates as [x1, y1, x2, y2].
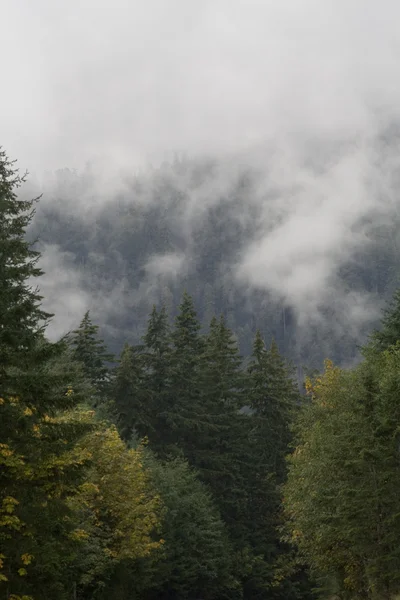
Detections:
[3, 139, 400, 600]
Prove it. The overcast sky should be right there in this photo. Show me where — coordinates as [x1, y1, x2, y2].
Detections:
[3, 0, 400, 343]
[2, 0, 400, 174]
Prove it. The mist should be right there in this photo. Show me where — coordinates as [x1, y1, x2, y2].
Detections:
[3, 0, 400, 357]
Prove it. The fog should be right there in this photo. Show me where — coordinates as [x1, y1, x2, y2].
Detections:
[2, 0, 400, 345]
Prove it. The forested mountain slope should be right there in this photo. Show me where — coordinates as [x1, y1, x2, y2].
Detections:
[28, 136, 400, 369]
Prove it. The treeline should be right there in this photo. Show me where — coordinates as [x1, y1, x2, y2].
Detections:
[0, 149, 310, 599]
[3, 147, 400, 600]
[29, 151, 400, 370]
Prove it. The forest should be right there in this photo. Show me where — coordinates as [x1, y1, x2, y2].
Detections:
[3, 145, 400, 600]
[26, 129, 400, 372]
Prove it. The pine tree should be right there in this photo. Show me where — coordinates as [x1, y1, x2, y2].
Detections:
[68, 310, 115, 402]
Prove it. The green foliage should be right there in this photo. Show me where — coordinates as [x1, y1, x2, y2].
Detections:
[284, 353, 400, 599]
[142, 454, 240, 600]
[113, 343, 146, 441]
[67, 311, 115, 402]
[370, 289, 400, 351]
[69, 426, 163, 599]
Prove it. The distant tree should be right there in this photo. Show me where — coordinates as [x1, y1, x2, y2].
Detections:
[167, 292, 205, 460]
[113, 343, 146, 442]
[370, 288, 400, 351]
[196, 316, 249, 544]
[248, 332, 299, 483]
[140, 305, 173, 456]
[68, 311, 115, 402]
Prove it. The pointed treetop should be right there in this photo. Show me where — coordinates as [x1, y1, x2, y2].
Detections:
[0, 148, 52, 374]
[370, 289, 400, 351]
[142, 304, 171, 353]
[69, 311, 114, 392]
[172, 292, 202, 352]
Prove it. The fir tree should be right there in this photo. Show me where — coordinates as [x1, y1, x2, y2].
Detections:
[68, 310, 115, 402]
[167, 292, 205, 460]
[196, 316, 249, 544]
[0, 149, 92, 598]
[140, 304, 173, 456]
[247, 332, 298, 482]
[244, 331, 302, 599]
[113, 342, 146, 442]
[370, 288, 400, 351]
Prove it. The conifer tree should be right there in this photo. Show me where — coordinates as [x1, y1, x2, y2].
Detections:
[140, 305, 173, 456]
[141, 455, 240, 600]
[244, 332, 302, 599]
[0, 149, 92, 598]
[247, 332, 298, 482]
[370, 288, 400, 351]
[113, 342, 146, 442]
[196, 316, 249, 544]
[68, 310, 115, 402]
[167, 292, 205, 460]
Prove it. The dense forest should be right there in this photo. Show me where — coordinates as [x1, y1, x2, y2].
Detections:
[3, 146, 400, 600]
[26, 130, 400, 371]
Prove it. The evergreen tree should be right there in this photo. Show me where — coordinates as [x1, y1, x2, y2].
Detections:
[167, 292, 205, 460]
[248, 332, 298, 483]
[140, 305, 173, 456]
[0, 149, 92, 598]
[244, 332, 303, 599]
[196, 316, 249, 544]
[68, 310, 115, 402]
[113, 342, 146, 442]
[370, 288, 400, 351]
[0, 148, 51, 382]
[142, 455, 240, 600]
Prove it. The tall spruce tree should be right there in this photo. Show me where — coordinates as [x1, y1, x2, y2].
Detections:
[140, 305, 173, 456]
[113, 342, 146, 442]
[247, 332, 298, 483]
[196, 316, 249, 544]
[167, 292, 205, 460]
[244, 332, 303, 599]
[68, 310, 115, 402]
[0, 149, 92, 598]
[370, 288, 400, 351]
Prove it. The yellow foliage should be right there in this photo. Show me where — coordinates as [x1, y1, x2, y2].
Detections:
[68, 528, 90, 542]
[304, 359, 341, 408]
[71, 426, 162, 562]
